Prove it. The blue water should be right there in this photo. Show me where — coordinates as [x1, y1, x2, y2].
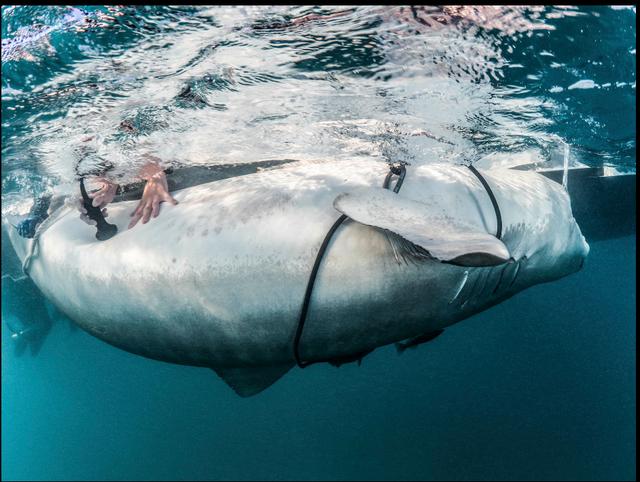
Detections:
[1, 6, 636, 480]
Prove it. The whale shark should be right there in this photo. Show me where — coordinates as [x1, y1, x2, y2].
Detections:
[5, 159, 589, 396]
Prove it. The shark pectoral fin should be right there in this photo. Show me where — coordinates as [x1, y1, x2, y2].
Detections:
[327, 347, 375, 367]
[212, 363, 294, 397]
[333, 188, 510, 267]
[395, 329, 444, 354]
[446, 251, 511, 267]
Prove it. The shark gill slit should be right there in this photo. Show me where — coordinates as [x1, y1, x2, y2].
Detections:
[508, 260, 522, 288]
[449, 270, 469, 304]
[461, 271, 482, 309]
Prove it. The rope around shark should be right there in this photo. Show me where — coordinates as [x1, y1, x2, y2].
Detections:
[293, 161, 503, 368]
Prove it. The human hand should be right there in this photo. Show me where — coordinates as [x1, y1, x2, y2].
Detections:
[128, 170, 177, 229]
[77, 178, 118, 226]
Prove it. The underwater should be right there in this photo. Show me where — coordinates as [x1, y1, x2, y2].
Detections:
[1, 5, 636, 481]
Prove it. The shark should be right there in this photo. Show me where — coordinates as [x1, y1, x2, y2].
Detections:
[5, 159, 589, 396]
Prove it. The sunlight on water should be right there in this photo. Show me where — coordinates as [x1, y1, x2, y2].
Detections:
[2, 5, 636, 206]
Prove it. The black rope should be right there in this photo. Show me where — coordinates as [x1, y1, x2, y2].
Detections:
[467, 164, 502, 240]
[382, 162, 407, 193]
[293, 163, 407, 368]
[293, 213, 348, 368]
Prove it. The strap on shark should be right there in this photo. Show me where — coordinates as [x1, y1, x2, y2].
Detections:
[293, 162, 407, 368]
[382, 161, 407, 193]
[293, 162, 505, 368]
[467, 164, 502, 240]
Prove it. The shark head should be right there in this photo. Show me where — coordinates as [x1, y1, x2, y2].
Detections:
[569, 214, 590, 264]
[499, 180, 590, 288]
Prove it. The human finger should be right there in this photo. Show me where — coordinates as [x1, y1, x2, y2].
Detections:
[128, 211, 142, 229]
[91, 187, 110, 207]
[103, 183, 117, 204]
[163, 192, 178, 205]
[151, 199, 160, 218]
[88, 181, 106, 198]
[130, 203, 142, 217]
[142, 204, 152, 224]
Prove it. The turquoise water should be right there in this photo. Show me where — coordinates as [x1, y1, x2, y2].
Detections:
[1, 6, 636, 480]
